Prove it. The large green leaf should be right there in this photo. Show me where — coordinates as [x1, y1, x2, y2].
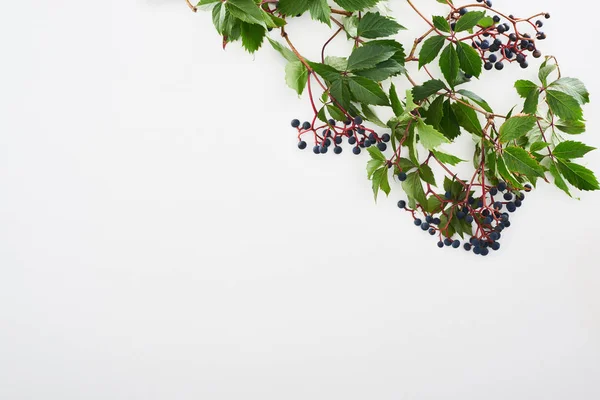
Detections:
[557, 160, 600, 191]
[412, 79, 446, 102]
[503, 146, 545, 178]
[550, 77, 590, 105]
[357, 12, 404, 38]
[553, 141, 595, 160]
[347, 44, 398, 71]
[499, 116, 537, 143]
[546, 90, 583, 121]
[418, 36, 446, 69]
[456, 41, 482, 78]
[348, 76, 390, 106]
[439, 44, 459, 87]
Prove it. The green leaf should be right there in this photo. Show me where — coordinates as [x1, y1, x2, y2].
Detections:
[550, 77, 590, 105]
[357, 12, 404, 38]
[523, 90, 540, 114]
[457, 90, 493, 113]
[416, 119, 450, 150]
[557, 160, 600, 191]
[499, 115, 537, 143]
[514, 80, 538, 98]
[412, 79, 446, 102]
[354, 59, 405, 81]
[432, 150, 465, 166]
[367, 158, 383, 178]
[439, 43, 459, 87]
[267, 38, 297, 62]
[347, 44, 398, 71]
[452, 101, 482, 136]
[362, 104, 387, 128]
[277, 0, 310, 16]
[372, 167, 391, 201]
[477, 16, 494, 28]
[553, 141, 595, 160]
[324, 56, 348, 71]
[546, 90, 583, 121]
[329, 78, 352, 110]
[503, 146, 545, 178]
[424, 95, 445, 128]
[419, 164, 437, 186]
[348, 76, 390, 106]
[333, 0, 381, 12]
[240, 22, 266, 53]
[556, 119, 586, 135]
[539, 64, 557, 87]
[405, 89, 417, 113]
[327, 104, 346, 121]
[285, 61, 308, 95]
[226, 0, 267, 27]
[549, 163, 571, 196]
[389, 83, 404, 117]
[432, 16, 451, 32]
[529, 141, 548, 153]
[402, 171, 427, 206]
[439, 99, 461, 140]
[456, 41, 482, 77]
[496, 154, 523, 190]
[418, 35, 446, 69]
[454, 11, 485, 32]
[308, 0, 331, 25]
[307, 62, 342, 82]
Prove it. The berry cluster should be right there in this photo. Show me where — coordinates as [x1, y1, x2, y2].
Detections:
[291, 117, 391, 156]
[397, 181, 532, 256]
[453, 5, 550, 71]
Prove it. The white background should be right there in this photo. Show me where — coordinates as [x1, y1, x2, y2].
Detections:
[1, 0, 599, 399]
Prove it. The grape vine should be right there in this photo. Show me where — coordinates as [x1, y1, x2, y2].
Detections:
[191, 0, 597, 256]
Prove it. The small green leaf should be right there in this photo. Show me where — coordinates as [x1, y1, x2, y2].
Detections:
[454, 11, 485, 32]
[457, 90, 493, 113]
[419, 164, 437, 186]
[402, 171, 427, 206]
[514, 80, 538, 98]
[389, 83, 404, 117]
[432, 150, 465, 166]
[284, 61, 308, 95]
[372, 167, 391, 201]
[416, 119, 450, 150]
[549, 163, 571, 196]
[367, 145, 387, 162]
[432, 16, 450, 32]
